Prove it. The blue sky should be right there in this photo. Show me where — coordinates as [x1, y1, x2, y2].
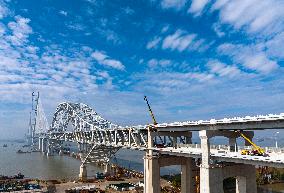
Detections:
[0, 0, 284, 139]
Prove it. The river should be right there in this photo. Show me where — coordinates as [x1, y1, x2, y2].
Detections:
[0, 141, 178, 180]
[0, 142, 103, 180]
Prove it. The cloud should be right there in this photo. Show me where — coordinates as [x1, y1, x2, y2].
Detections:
[212, 0, 284, 36]
[92, 50, 125, 70]
[265, 32, 284, 59]
[146, 36, 161, 49]
[160, 0, 187, 10]
[207, 60, 241, 78]
[162, 29, 199, 52]
[162, 29, 195, 51]
[0, 0, 9, 19]
[188, 0, 210, 16]
[218, 43, 279, 74]
[212, 23, 225, 37]
[134, 71, 215, 93]
[147, 58, 172, 68]
[7, 16, 33, 46]
[59, 10, 68, 16]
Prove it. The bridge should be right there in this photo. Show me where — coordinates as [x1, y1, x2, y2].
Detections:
[29, 95, 284, 193]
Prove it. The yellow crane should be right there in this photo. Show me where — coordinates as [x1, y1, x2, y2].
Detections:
[144, 96, 157, 125]
[236, 130, 266, 156]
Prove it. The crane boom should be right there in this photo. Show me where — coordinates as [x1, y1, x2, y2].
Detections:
[144, 96, 157, 125]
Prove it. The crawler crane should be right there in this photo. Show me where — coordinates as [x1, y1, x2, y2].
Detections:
[236, 130, 268, 156]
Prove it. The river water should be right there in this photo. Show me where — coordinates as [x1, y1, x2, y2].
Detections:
[0, 142, 103, 180]
[0, 142, 178, 180]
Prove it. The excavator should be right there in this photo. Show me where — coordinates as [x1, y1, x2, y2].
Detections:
[236, 130, 268, 156]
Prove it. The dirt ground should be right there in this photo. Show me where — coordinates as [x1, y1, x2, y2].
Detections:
[44, 177, 170, 193]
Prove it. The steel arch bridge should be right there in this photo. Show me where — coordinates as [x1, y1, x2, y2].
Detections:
[36, 100, 284, 168]
[45, 102, 149, 164]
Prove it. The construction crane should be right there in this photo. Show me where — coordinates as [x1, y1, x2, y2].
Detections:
[236, 130, 267, 156]
[144, 96, 157, 125]
[144, 96, 167, 148]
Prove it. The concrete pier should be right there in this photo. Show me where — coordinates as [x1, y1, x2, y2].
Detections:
[46, 140, 53, 156]
[199, 130, 257, 193]
[79, 164, 87, 181]
[104, 162, 111, 174]
[38, 138, 42, 151]
[41, 138, 46, 153]
[144, 129, 196, 193]
[181, 157, 194, 193]
[144, 155, 160, 193]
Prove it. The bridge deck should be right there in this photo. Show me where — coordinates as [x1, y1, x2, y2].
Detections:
[153, 113, 284, 131]
[152, 147, 284, 168]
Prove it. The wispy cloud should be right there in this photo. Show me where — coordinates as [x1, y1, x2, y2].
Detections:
[147, 58, 172, 68]
[7, 16, 32, 46]
[160, 0, 187, 11]
[146, 29, 208, 53]
[162, 29, 196, 52]
[188, 0, 210, 16]
[207, 60, 241, 78]
[146, 36, 161, 49]
[218, 43, 279, 74]
[212, 0, 284, 36]
[162, 29, 209, 52]
[59, 10, 68, 16]
[92, 50, 125, 70]
[0, 0, 9, 19]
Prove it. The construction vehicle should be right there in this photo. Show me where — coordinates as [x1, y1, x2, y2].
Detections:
[236, 130, 268, 156]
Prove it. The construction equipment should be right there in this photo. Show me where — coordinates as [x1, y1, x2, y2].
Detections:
[236, 130, 267, 156]
[144, 96, 157, 125]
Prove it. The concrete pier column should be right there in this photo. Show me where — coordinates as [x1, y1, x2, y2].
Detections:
[147, 129, 155, 157]
[143, 156, 147, 193]
[173, 136, 177, 148]
[47, 146, 51, 156]
[145, 155, 160, 193]
[229, 138, 237, 152]
[59, 149, 63, 156]
[244, 131, 254, 146]
[236, 176, 246, 193]
[38, 138, 42, 151]
[245, 165, 257, 193]
[185, 136, 192, 144]
[199, 131, 210, 168]
[181, 158, 194, 193]
[46, 140, 53, 156]
[42, 138, 46, 153]
[199, 130, 211, 193]
[79, 164, 87, 181]
[104, 162, 111, 174]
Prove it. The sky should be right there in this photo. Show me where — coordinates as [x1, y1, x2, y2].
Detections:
[0, 0, 284, 139]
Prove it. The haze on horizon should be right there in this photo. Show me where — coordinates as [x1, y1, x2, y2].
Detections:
[0, 0, 284, 139]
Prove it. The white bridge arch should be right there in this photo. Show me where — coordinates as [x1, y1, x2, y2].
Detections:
[45, 102, 149, 163]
